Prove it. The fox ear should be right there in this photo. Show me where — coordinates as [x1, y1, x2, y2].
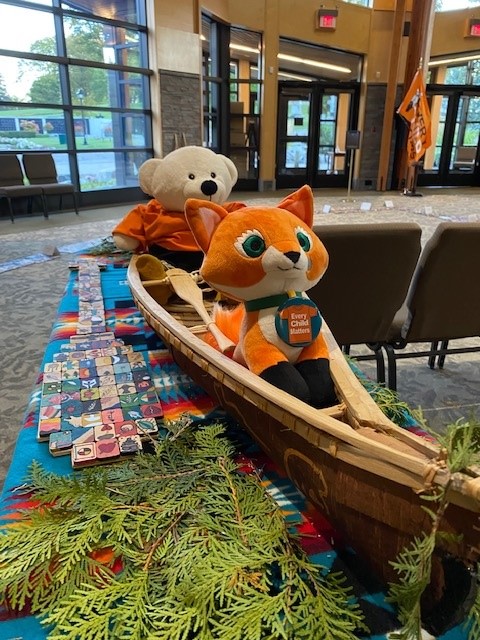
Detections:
[276, 185, 314, 228]
[184, 199, 229, 253]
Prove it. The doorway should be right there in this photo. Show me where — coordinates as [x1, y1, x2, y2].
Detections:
[276, 82, 359, 189]
[418, 87, 480, 187]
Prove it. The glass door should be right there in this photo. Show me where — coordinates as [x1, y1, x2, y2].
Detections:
[276, 82, 358, 189]
[418, 88, 480, 187]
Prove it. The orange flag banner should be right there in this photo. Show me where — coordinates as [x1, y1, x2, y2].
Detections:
[397, 69, 432, 166]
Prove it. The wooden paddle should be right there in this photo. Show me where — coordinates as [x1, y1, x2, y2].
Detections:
[167, 268, 235, 355]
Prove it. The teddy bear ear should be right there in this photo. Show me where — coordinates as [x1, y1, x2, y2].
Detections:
[138, 159, 162, 196]
[184, 199, 229, 253]
[276, 185, 314, 228]
[218, 154, 238, 186]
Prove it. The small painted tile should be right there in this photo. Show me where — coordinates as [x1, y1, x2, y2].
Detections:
[135, 417, 159, 435]
[53, 353, 68, 362]
[96, 438, 121, 460]
[79, 367, 96, 379]
[119, 394, 139, 408]
[138, 391, 159, 405]
[44, 362, 62, 373]
[95, 356, 112, 366]
[49, 431, 73, 454]
[60, 391, 81, 403]
[115, 372, 134, 384]
[123, 407, 144, 421]
[94, 423, 116, 440]
[140, 403, 163, 418]
[40, 405, 62, 420]
[62, 368, 80, 380]
[81, 412, 103, 427]
[61, 399, 83, 417]
[85, 349, 103, 359]
[101, 408, 124, 424]
[72, 442, 97, 466]
[43, 381, 62, 394]
[38, 418, 62, 438]
[69, 426, 95, 443]
[43, 371, 62, 383]
[82, 398, 102, 413]
[127, 352, 145, 363]
[70, 351, 86, 360]
[41, 392, 63, 407]
[118, 435, 143, 455]
[132, 370, 152, 384]
[80, 387, 100, 401]
[100, 396, 121, 410]
[79, 358, 96, 369]
[97, 365, 114, 377]
[114, 420, 138, 438]
[61, 379, 81, 392]
[116, 382, 136, 395]
[62, 414, 85, 429]
[99, 374, 116, 386]
[99, 385, 118, 398]
[113, 363, 131, 374]
[80, 377, 99, 390]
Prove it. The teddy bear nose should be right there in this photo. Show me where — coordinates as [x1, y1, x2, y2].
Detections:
[201, 180, 218, 196]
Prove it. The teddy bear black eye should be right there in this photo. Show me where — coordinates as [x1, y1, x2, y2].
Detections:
[188, 173, 195, 180]
[210, 172, 216, 178]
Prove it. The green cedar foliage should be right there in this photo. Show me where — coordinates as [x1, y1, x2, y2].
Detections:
[387, 417, 480, 640]
[0, 419, 366, 640]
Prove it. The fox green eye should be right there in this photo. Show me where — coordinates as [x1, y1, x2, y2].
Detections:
[296, 230, 311, 252]
[236, 230, 266, 258]
[243, 234, 266, 257]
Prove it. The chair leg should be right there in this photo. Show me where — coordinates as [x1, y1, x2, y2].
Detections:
[438, 340, 449, 369]
[72, 192, 79, 215]
[42, 193, 49, 219]
[374, 347, 386, 385]
[6, 197, 15, 223]
[428, 341, 438, 369]
[383, 344, 397, 392]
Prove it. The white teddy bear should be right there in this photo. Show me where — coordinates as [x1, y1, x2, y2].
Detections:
[112, 145, 245, 271]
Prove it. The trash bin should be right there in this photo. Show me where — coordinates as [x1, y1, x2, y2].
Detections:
[59, 134, 66, 144]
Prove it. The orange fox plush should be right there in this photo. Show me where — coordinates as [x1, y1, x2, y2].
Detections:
[184, 185, 337, 408]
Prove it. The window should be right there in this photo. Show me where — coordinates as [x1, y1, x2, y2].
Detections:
[0, 0, 151, 201]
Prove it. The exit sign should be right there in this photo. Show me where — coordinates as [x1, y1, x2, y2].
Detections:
[466, 18, 480, 37]
[316, 9, 338, 31]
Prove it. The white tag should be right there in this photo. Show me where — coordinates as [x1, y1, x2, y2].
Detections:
[424, 206, 433, 215]
[322, 204, 331, 214]
[384, 200, 394, 209]
[360, 202, 372, 211]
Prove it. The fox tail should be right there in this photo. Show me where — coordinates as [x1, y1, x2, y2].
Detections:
[203, 302, 244, 352]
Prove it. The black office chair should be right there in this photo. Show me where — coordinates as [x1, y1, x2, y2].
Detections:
[384, 221, 480, 390]
[0, 154, 47, 222]
[310, 222, 423, 384]
[22, 153, 79, 218]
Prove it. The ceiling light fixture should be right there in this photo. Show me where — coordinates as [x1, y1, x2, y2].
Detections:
[278, 53, 351, 74]
[278, 71, 314, 82]
[230, 43, 260, 54]
[429, 53, 480, 66]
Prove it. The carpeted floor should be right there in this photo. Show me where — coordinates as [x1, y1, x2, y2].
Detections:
[1, 188, 479, 492]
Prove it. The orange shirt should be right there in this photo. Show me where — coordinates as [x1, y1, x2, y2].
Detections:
[113, 199, 246, 253]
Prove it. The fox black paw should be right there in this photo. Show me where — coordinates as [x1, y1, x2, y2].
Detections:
[295, 358, 337, 408]
[260, 361, 311, 404]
